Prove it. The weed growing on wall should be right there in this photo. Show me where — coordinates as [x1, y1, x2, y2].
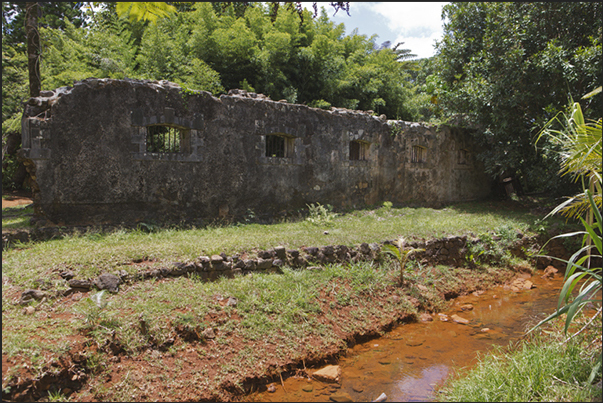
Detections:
[389, 121, 403, 137]
[465, 224, 518, 267]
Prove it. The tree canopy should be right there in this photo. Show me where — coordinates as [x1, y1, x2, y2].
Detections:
[3, 2, 418, 117]
[432, 2, 602, 193]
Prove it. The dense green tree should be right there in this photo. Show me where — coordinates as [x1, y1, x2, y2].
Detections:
[115, 2, 176, 23]
[136, 7, 224, 93]
[1, 41, 29, 189]
[40, 17, 138, 89]
[433, 2, 602, 193]
[337, 38, 414, 117]
[405, 57, 439, 122]
[2, 1, 89, 189]
[2, 2, 88, 49]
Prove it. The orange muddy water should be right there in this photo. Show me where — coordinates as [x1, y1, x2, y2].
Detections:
[249, 271, 565, 402]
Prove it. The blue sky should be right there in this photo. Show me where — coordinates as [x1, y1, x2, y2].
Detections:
[305, 2, 448, 59]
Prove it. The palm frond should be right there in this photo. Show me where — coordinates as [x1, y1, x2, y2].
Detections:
[116, 2, 176, 23]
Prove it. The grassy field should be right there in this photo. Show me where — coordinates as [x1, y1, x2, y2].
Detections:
[3, 200, 553, 289]
[3, 198, 594, 402]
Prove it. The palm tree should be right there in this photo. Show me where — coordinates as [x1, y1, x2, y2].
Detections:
[531, 87, 602, 383]
[537, 87, 602, 221]
[381, 237, 424, 285]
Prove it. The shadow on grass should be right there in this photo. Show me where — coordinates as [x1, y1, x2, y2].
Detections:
[2, 204, 34, 230]
[447, 197, 581, 234]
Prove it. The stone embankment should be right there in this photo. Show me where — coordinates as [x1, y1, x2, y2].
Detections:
[14, 233, 571, 304]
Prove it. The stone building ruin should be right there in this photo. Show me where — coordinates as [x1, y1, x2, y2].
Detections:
[19, 78, 491, 226]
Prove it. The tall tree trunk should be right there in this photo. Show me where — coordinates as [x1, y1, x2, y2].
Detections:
[25, 2, 41, 98]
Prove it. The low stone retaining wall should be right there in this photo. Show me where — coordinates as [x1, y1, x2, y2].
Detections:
[2, 227, 86, 250]
[15, 234, 575, 305]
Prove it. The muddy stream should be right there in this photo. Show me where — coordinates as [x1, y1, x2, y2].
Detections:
[249, 271, 565, 402]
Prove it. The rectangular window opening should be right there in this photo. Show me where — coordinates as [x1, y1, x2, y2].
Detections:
[146, 125, 183, 153]
[458, 149, 468, 165]
[411, 145, 427, 163]
[266, 134, 293, 158]
[349, 140, 369, 161]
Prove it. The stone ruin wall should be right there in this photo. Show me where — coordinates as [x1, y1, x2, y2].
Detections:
[19, 78, 492, 226]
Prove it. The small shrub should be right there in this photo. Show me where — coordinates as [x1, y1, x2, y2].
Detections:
[531, 218, 550, 237]
[466, 225, 517, 267]
[136, 221, 159, 233]
[381, 237, 424, 285]
[48, 389, 69, 402]
[306, 203, 337, 227]
[243, 208, 256, 223]
[308, 99, 332, 110]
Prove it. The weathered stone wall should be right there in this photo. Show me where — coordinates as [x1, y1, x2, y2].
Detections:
[20, 78, 492, 226]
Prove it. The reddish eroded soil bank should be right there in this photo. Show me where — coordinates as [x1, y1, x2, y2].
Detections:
[2, 262, 526, 402]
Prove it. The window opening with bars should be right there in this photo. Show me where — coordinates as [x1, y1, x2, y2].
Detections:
[146, 125, 183, 153]
[265, 134, 293, 158]
[411, 145, 427, 163]
[349, 140, 369, 161]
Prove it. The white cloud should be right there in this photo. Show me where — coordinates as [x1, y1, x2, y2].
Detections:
[370, 2, 447, 59]
[395, 31, 442, 59]
[302, 2, 447, 59]
[371, 2, 446, 35]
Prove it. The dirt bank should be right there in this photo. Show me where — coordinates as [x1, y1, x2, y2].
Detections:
[2, 259, 527, 402]
[2, 191, 32, 209]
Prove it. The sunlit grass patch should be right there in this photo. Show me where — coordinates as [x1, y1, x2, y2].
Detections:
[97, 262, 398, 351]
[46, 260, 407, 366]
[2, 204, 34, 229]
[438, 313, 603, 402]
[1, 300, 78, 368]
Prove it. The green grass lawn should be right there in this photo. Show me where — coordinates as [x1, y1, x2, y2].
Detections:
[1, 203, 34, 229]
[2, 198, 595, 402]
[2, 200, 558, 289]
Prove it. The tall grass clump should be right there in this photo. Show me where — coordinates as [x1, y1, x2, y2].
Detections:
[438, 319, 602, 402]
[532, 88, 602, 383]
